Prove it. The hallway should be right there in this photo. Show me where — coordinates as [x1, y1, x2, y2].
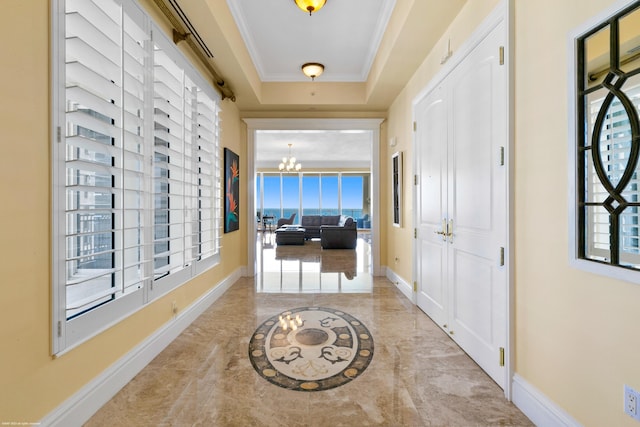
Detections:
[86, 237, 531, 426]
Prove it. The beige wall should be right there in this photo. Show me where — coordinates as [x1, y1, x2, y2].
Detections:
[0, 1, 246, 421]
[515, 1, 640, 425]
[385, 0, 640, 425]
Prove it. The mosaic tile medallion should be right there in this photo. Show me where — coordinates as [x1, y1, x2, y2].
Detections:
[249, 307, 374, 391]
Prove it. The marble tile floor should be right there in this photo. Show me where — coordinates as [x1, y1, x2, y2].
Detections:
[86, 242, 532, 426]
[256, 237, 372, 293]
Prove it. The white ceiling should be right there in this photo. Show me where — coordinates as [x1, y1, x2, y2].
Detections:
[255, 130, 372, 170]
[226, 0, 395, 82]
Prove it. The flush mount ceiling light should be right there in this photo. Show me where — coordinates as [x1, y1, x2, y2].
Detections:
[301, 62, 324, 81]
[294, 0, 327, 15]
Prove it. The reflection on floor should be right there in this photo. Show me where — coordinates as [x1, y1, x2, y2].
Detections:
[86, 232, 532, 426]
[256, 232, 372, 293]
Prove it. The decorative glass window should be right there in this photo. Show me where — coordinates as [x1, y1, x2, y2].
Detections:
[577, 2, 640, 270]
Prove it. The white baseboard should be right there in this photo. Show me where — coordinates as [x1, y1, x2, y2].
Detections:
[41, 267, 243, 427]
[512, 374, 582, 427]
[385, 267, 415, 303]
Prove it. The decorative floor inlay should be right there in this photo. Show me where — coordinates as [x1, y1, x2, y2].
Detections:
[249, 307, 374, 391]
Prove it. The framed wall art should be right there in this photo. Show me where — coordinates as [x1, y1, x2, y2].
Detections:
[392, 151, 402, 227]
[224, 148, 240, 233]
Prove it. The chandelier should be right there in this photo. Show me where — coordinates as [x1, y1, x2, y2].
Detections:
[294, 0, 326, 16]
[279, 144, 302, 172]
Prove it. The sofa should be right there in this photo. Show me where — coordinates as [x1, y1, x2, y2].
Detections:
[300, 215, 357, 249]
[300, 215, 341, 239]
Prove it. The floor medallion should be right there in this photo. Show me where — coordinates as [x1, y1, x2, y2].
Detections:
[249, 307, 374, 391]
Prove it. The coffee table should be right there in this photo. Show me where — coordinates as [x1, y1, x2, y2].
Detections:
[275, 226, 306, 245]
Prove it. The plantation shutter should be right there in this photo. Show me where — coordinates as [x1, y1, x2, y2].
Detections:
[195, 90, 221, 264]
[54, 0, 221, 353]
[64, 0, 149, 319]
[152, 45, 185, 280]
[151, 45, 221, 290]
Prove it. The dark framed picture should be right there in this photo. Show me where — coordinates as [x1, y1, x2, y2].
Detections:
[392, 151, 402, 227]
[224, 148, 240, 233]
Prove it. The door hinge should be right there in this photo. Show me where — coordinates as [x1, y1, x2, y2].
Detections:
[413, 281, 417, 292]
[413, 121, 417, 132]
[499, 46, 505, 65]
[57, 321, 62, 337]
[414, 228, 417, 239]
[414, 174, 418, 185]
[499, 247, 505, 266]
[499, 347, 505, 366]
[56, 126, 62, 143]
[500, 146, 505, 166]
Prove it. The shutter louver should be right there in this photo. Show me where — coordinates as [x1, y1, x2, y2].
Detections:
[153, 46, 183, 279]
[65, 0, 125, 318]
[64, 0, 151, 319]
[197, 91, 219, 259]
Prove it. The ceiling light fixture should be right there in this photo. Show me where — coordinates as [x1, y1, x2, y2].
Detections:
[294, 0, 326, 16]
[301, 62, 324, 81]
[279, 143, 302, 172]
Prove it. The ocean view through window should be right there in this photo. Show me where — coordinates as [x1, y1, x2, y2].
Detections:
[256, 172, 370, 225]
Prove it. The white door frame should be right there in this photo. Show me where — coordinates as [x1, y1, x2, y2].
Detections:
[411, 0, 514, 399]
[244, 118, 385, 278]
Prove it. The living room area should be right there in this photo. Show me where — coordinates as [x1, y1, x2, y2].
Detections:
[251, 123, 377, 292]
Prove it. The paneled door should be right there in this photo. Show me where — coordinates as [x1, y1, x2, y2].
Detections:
[415, 85, 448, 328]
[414, 20, 507, 388]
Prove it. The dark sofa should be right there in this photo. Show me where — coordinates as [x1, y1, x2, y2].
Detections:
[300, 215, 341, 239]
[300, 215, 357, 249]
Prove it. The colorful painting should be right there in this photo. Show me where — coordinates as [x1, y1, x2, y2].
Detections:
[224, 148, 239, 233]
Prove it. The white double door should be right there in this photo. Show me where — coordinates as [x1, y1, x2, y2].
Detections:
[414, 21, 507, 387]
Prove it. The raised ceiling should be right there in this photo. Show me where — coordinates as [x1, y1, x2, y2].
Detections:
[227, 0, 395, 83]
[169, 0, 468, 113]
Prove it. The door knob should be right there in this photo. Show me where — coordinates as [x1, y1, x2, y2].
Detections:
[434, 219, 447, 241]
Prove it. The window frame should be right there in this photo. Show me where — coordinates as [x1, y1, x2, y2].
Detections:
[51, 0, 221, 355]
[256, 171, 370, 219]
[569, 0, 640, 284]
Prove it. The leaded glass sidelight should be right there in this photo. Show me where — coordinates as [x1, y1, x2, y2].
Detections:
[577, 2, 640, 269]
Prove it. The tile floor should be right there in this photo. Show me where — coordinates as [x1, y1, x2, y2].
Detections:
[86, 236, 532, 426]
